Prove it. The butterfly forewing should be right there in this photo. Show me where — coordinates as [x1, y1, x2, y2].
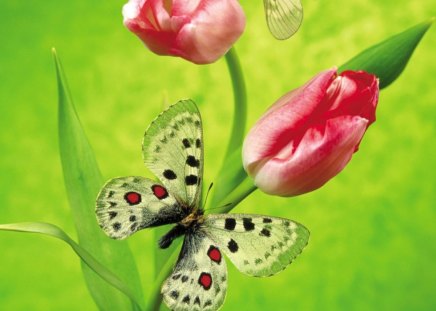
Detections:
[96, 176, 185, 239]
[162, 231, 227, 311]
[142, 100, 203, 208]
[203, 214, 309, 277]
[263, 0, 303, 40]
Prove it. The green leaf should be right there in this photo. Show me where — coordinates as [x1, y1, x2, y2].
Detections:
[0, 222, 143, 310]
[339, 18, 434, 89]
[53, 49, 145, 310]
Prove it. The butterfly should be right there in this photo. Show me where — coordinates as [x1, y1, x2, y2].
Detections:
[95, 100, 310, 311]
[263, 0, 303, 40]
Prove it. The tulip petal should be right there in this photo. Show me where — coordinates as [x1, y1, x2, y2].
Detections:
[174, 0, 245, 64]
[243, 68, 337, 168]
[252, 116, 369, 196]
[123, 0, 246, 64]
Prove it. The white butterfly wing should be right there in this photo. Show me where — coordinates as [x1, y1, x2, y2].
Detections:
[96, 176, 185, 239]
[143, 100, 203, 208]
[263, 0, 303, 40]
[162, 230, 227, 311]
[203, 214, 309, 276]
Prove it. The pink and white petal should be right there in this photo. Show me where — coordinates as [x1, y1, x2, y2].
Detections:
[253, 116, 369, 196]
[243, 69, 337, 168]
[173, 0, 245, 64]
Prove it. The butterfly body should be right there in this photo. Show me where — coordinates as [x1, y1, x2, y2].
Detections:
[158, 209, 204, 249]
[96, 100, 309, 311]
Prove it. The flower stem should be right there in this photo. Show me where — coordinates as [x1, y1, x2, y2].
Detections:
[209, 47, 248, 208]
[223, 47, 247, 159]
[213, 176, 257, 214]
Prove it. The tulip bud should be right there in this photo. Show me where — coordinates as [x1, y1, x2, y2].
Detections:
[243, 68, 379, 196]
[122, 0, 246, 64]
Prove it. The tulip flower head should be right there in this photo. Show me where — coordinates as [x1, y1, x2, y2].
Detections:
[243, 68, 379, 196]
[122, 0, 246, 64]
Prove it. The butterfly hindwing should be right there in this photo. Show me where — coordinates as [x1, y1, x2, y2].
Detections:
[142, 100, 203, 208]
[203, 214, 309, 277]
[162, 230, 227, 311]
[263, 0, 303, 40]
[96, 176, 186, 239]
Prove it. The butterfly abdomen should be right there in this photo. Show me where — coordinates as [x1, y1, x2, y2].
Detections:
[159, 224, 187, 249]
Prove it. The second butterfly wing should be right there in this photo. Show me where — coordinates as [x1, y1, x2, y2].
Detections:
[161, 230, 227, 311]
[142, 99, 204, 209]
[203, 214, 309, 277]
[96, 176, 186, 239]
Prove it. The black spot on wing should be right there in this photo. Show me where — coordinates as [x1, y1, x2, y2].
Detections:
[224, 218, 236, 230]
[263, 218, 272, 223]
[260, 228, 271, 237]
[182, 138, 190, 148]
[185, 175, 198, 185]
[170, 290, 179, 300]
[181, 275, 189, 283]
[186, 155, 200, 167]
[228, 239, 238, 253]
[163, 169, 177, 180]
[109, 211, 117, 220]
[129, 215, 136, 222]
[196, 138, 201, 148]
[113, 222, 121, 231]
[194, 296, 201, 305]
[130, 223, 137, 231]
[172, 274, 181, 280]
[243, 218, 255, 231]
[182, 295, 190, 304]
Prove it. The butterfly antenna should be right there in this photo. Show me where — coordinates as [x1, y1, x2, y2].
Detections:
[202, 182, 214, 210]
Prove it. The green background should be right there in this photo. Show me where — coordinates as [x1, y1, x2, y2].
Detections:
[1, 0, 435, 310]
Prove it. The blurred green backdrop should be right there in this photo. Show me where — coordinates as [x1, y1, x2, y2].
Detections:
[1, 0, 435, 310]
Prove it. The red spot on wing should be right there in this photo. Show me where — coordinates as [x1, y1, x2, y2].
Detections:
[207, 246, 222, 264]
[151, 185, 168, 200]
[198, 272, 212, 290]
[124, 192, 141, 205]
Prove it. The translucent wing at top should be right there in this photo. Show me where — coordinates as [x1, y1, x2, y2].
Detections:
[203, 214, 309, 277]
[162, 231, 227, 311]
[143, 100, 203, 208]
[96, 176, 186, 239]
[263, 0, 303, 40]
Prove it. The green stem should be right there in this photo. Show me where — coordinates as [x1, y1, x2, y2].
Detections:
[209, 47, 248, 208]
[213, 176, 257, 214]
[223, 47, 247, 159]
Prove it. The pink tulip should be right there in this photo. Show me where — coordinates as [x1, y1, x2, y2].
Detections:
[122, 0, 246, 64]
[243, 68, 379, 196]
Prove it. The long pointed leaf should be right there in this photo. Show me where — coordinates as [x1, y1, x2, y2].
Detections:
[53, 49, 145, 310]
[339, 18, 434, 89]
[0, 222, 143, 310]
